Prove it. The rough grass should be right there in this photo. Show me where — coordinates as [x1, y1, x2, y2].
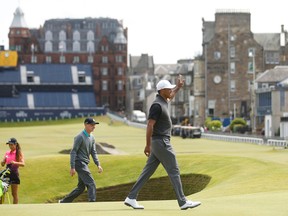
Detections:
[1, 116, 288, 215]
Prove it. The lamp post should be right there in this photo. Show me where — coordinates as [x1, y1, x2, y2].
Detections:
[249, 50, 256, 134]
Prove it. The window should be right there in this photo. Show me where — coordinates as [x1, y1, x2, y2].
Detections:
[87, 31, 94, 41]
[73, 41, 80, 52]
[117, 44, 125, 51]
[87, 55, 94, 63]
[102, 80, 108, 91]
[214, 51, 221, 60]
[230, 80, 236, 92]
[115, 55, 123, 63]
[265, 52, 280, 64]
[45, 41, 52, 52]
[31, 55, 37, 63]
[102, 56, 108, 63]
[248, 48, 255, 57]
[73, 31, 80, 41]
[31, 44, 38, 52]
[101, 67, 108, 76]
[248, 61, 254, 73]
[101, 96, 109, 106]
[45, 31, 53, 40]
[117, 80, 123, 91]
[88, 22, 93, 29]
[60, 55, 66, 63]
[117, 67, 123, 75]
[59, 42, 66, 52]
[230, 62, 235, 73]
[102, 22, 108, 29]
[87, 41, 94, 53]
[46, 56, 52, 63]
[208, 100, 215, 117]
[27, 72, 34, 83]
[101, 45, 109, 52]
[78, 72, 86, 83]
[230, 46, 235, 58]
[73, 56, 80, 63]
[59, 30, 66, 41]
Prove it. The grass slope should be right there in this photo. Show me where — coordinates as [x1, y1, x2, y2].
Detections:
[1, 116, 288, 215]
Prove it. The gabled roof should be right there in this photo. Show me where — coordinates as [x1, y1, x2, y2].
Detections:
[256, 66, 288, 83]
[202, 20, 215, 44]
[130, 54, 154, 69]
[154, 64, 179, 76]
[254, 33, 280, 50]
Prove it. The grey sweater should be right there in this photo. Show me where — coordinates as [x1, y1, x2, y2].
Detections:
[70, 131, 100, 169]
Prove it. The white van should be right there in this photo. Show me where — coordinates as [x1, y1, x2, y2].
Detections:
[131, 110, 147, 123]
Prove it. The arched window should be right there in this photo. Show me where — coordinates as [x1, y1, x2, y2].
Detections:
[73, 41, 80, 52]
[73, 31, 80, 41]
[87, 31, 94, 41]
[45, 31, 53, 41]
[45, 41, 52, 52]
[59, 30, 66, 41]
[59, 41, 66, 52]
[87, 41, 94, 53]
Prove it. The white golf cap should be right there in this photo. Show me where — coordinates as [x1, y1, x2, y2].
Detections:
[156, 80, 176, 91]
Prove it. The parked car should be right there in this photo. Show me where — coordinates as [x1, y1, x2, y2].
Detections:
[172, 125, 202, 138]
[131, 110, 147, 123]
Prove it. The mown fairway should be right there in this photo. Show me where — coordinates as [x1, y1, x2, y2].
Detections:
[1, 116, 288, 215]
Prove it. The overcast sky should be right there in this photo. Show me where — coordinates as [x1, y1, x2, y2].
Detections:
[1, 0, 288, 64]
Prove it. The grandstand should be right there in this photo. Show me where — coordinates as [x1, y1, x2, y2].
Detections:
[0, 64, 106, 122]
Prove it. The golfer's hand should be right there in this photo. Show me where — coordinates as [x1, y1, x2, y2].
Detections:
[144, 145, 151, 157]
[97, 165, 103, 174]
[177, 74, 185, 88]
[70, 168, 76, 177]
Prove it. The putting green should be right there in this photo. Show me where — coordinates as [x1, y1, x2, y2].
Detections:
[1, 116, 288, 215]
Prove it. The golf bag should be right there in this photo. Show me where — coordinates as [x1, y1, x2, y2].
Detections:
[0, 168, 10, 203]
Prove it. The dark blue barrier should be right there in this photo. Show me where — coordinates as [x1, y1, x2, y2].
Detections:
[0, 108, 106, 122]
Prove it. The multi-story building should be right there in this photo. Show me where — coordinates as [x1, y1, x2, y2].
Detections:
[127, 54, 155, 116]
[169, 60, 194, 124]
[197, 9, 288, 133]
[256, 66, 288, 138]
[8, 7, 128, 112]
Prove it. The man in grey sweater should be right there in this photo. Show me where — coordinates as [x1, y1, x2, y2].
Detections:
[59, 118, 103, 203]
[124, 75, 201, 210]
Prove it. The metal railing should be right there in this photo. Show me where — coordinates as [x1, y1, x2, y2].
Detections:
[202, 132, 288, 148]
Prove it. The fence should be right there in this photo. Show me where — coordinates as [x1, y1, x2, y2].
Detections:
[201, 133, 264, 145]
[107, 112, 288, 148]
[201, 133, 288, 148]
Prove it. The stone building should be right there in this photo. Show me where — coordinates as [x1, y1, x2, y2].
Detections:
[127, 54, 155, 116]
[197, 9, 288, 133]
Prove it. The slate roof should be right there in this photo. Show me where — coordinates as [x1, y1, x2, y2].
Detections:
[256, 66, 288, 83]
[254, 33, 281, 50]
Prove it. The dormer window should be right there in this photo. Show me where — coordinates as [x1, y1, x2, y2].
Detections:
[27, 71, 34, 83]
[78, 71, 86, 83]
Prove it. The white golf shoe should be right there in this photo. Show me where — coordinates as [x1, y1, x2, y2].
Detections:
[124, 197, 144, 209]
[180, 200, 201, 210]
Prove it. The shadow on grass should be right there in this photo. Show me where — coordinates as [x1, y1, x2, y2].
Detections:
[52, 173, 211, 203]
